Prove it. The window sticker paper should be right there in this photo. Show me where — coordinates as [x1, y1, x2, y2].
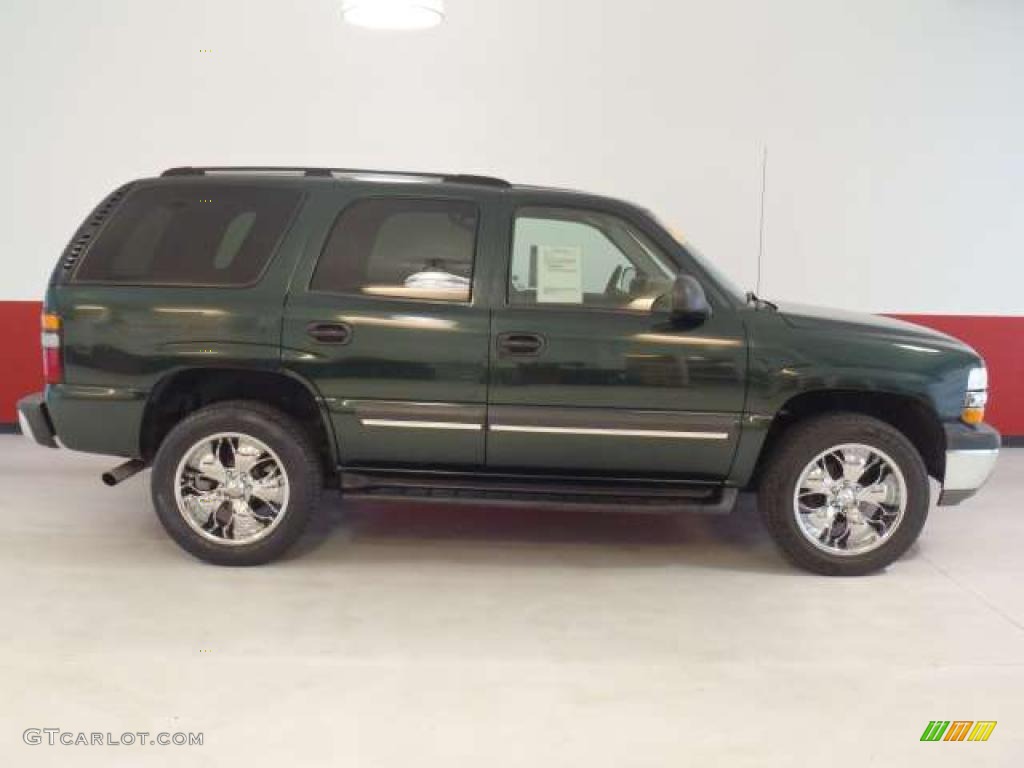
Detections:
[536, 245, 583, 304]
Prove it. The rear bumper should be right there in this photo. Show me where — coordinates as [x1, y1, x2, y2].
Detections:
[16, 392, 58, 449]
[938, 422, 1000, 506]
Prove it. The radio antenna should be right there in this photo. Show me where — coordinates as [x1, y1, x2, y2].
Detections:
[756, 144, 767, 295]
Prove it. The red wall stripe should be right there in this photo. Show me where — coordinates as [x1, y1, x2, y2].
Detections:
[0, 300, 43, 423]
[0, 301, 1020, 435]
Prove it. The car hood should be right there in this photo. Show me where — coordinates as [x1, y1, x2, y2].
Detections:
[775, 302, 975, 355]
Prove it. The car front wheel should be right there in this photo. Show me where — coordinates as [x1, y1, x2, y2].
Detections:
[759, 413, 930, 576]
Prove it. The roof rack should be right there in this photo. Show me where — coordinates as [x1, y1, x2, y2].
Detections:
[160, 166, 511, 188]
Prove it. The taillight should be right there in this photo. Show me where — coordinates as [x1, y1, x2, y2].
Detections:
[41, 312, 63, 384]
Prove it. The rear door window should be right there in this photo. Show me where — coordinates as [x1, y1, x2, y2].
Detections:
[310, 198, 479, 302]
[74, 183, 301, 285]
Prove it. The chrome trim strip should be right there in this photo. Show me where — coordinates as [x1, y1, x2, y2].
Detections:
[943, 448, 999, 491]
[361, 419, 482, 431]
[489, 425, 729, 440]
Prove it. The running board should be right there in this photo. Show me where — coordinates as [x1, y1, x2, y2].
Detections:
[339, 470, 738, 514]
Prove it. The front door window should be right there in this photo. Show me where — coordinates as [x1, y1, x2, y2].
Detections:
[509, 207, 675, 312]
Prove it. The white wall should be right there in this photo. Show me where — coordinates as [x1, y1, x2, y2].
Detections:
[1, 0, 1022, 313]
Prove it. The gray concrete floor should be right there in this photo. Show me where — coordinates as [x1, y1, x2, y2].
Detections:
[0, 435, 1021, 766]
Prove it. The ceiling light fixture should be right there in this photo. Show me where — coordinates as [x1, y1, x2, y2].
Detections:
[342, 0, 445, 30]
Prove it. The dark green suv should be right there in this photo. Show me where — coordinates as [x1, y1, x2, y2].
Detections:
[17, 167, 1000, 574]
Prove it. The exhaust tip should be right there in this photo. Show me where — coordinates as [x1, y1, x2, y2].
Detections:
[101, 458, 148, 487]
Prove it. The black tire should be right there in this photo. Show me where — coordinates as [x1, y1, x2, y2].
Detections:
[151, 401, 323, 565]
[758, 413, 929, 576]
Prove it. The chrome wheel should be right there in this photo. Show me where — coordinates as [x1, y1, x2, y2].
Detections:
[793, 443, 907, 556]
[173, 432, 290, 546]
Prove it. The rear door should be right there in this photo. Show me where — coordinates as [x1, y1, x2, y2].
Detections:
[282, 186, 500, 469]
[485, 199, 747, 479]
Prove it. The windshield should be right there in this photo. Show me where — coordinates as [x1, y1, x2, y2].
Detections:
[652, 215, 747, 303]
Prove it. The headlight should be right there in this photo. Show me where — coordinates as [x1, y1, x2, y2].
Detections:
[967, 367, 988, 391]
[962, 366, 988, 425]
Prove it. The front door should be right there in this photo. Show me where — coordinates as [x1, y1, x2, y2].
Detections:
[282, 189, 496, 468]
[487, 203, 747, 479]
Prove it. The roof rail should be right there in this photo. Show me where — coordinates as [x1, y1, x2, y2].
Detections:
[160, 166, 511, 187]
[440, 174, 510, 188]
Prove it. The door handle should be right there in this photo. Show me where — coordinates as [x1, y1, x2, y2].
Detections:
[497, 332, 545, 357]
[307, 322, 352, 344]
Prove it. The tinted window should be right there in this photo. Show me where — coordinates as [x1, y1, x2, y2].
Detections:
[75, 183, 301, 285]
[311, 198, 478, 302]
[510, 207, 674, 310]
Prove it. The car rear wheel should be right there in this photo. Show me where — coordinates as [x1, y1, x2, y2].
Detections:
[151, 401, 322, 565]
[759, 413, 929, 576]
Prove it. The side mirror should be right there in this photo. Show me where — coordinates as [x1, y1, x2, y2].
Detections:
[654, 274, 711, 326]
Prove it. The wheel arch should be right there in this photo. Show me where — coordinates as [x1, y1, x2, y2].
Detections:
[746, 389, 946, 490]
[139, 367, 337, 479]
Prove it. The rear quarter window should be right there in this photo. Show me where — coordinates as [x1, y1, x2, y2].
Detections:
[73, 183, 301, 286]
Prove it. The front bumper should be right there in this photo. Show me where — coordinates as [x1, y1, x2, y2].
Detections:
[938, 422, 1000, 506]
[16, 392, 58, 449]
